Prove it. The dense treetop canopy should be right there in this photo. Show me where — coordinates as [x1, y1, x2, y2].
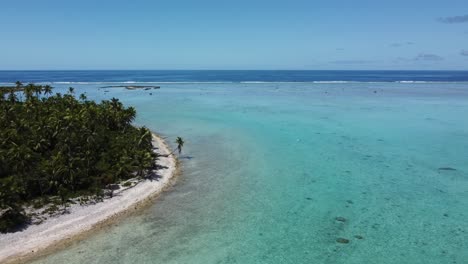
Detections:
[0, 83, 156, 232]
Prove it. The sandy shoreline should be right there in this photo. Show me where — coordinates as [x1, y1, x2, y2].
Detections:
[0, 133, 178, 264]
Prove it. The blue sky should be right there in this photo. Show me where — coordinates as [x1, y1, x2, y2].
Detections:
[1, 0, 467, 70]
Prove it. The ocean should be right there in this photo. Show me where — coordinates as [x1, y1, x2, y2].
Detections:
[2, 71, 467, 264]
[1, 70, 468, 83]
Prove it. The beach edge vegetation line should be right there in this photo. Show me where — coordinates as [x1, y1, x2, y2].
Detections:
[0, 83, 157, 233]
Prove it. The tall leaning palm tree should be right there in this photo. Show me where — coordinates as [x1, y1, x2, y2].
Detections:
[175, 137, 184, 155]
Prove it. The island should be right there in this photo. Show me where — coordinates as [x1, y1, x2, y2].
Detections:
[0, 82, 179, 263]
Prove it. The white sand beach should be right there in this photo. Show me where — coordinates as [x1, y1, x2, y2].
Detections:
[0, 133, 178, 264]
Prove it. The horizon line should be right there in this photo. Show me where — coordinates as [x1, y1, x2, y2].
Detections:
[1, 69, 468, 72]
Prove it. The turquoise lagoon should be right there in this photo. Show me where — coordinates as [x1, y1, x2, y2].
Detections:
[33, 82, 468, 264]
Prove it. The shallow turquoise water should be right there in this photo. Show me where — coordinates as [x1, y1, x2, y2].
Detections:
[33, 83, 468, 264]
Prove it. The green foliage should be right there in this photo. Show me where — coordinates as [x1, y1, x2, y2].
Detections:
[175, 137, 185, 154]
[122, 181, 133, 187]
[0, 83, 157, 232]
[0, 208, 29, 233]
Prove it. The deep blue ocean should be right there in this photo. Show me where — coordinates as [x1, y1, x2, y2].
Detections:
[1, 70, 468, 83]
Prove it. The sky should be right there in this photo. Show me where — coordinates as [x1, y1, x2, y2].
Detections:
[0, 0, 467, 70]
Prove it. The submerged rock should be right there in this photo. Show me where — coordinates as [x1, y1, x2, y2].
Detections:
[336, 238, 350, 244]
[354, 235, 364, 239]
[438, 167, 457, 171]
[335, 216, 347, 222]
[101, 85, 161, 90]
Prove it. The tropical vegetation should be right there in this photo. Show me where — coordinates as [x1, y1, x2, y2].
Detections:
[175, 137, 185, 155]
[0, 83, 157, 233]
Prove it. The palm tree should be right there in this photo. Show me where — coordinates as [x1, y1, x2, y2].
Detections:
[110, 97, 121, 110]
[175, 137, 184, 155]
[68, 87, 74, 94]
[0, 90, 7, 102]
[137, 128, 151, 147]
[33, 85, 42, 97]
[15, 81, 23, 89]
[43, 85, 53, 97]
[122, 107, 136, 125]
[23, 84, 34, 101]
[8, 89, 17, 103]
